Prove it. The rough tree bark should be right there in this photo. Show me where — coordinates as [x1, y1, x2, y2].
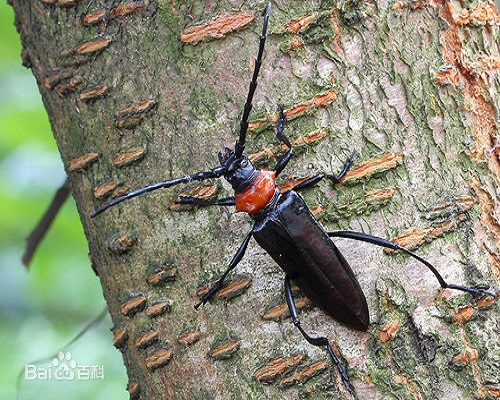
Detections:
[10, 0, 500, 399]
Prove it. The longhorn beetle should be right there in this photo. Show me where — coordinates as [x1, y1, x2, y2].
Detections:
[91, 2, 495, 394]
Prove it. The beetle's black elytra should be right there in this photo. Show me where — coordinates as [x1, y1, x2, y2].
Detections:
[91, 2, 495, 395]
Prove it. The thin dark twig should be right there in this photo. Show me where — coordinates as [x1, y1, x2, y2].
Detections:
[22, 178, 71, 268]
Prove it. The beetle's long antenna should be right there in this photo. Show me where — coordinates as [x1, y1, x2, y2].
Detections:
[92, 4, 272, 218]
[90, 167, 226, 218]
[234, 1, 271, 159]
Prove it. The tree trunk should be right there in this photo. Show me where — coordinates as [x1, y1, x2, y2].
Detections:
[10, 0, 500, 399]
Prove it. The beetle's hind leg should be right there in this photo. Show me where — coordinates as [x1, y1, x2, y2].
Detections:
[328, 230, 496, 298]
[284, 275, 354, 395]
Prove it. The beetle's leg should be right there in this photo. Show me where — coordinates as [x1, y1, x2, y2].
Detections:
[284, 275, 354, 395]
[176, 196, 236, 207]
[289, 174, 326, 191]
[286, 151, 357, 192]
[326, 150, 357, 184]
[274, 111, 357, 184]
[328, 231, 496, 298]
[273, 105, 293, 177]
[195, 230, 253, 309]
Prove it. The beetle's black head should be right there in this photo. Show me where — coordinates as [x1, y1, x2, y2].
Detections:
[219, 147, 258, 192]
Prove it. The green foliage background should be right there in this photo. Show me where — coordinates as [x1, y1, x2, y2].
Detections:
[0, 3, 125, 399]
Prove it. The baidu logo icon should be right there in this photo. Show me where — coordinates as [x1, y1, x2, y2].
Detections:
[25, 351, 104, 381]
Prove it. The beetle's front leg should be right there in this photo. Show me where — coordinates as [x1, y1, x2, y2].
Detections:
[195, 230, 253, 309]
[327, 150, 357, 184]
[288, 151, 357, 192]
[273, 105, 293, 177]
[284, 275, 354, 396]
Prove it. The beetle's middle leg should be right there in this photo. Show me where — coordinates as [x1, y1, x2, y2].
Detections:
[195, 230, 253, 309]
[284, 275, 354, 395]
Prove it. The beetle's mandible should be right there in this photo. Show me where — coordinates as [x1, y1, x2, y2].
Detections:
[91, 2, 496, 395]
